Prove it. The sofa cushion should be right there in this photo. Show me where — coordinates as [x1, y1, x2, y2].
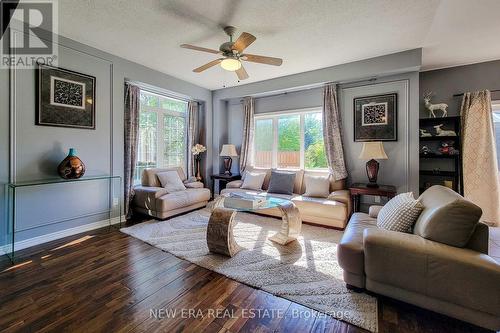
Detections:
[303, 174, 330, 198]
[377, 192, 423, 232]
[291, 195, 346, 220]
[414, 185, 482, 247]
[337, 213, 378, 279]
[157, 188, 210, 212]
[157, 170, 186, 193]
[241, 171, 266, 190]
[242, 166, 272, 190]
[142, 167, 186, 187]
[268, 170, 296, 195]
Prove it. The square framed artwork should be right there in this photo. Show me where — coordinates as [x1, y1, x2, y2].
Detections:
[353, 93, 397, 141]
[36, 64, 96, 129]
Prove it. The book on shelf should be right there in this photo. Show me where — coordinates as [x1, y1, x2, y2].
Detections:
[224, 193, 267, 209]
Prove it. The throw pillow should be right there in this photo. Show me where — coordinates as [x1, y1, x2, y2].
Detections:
[377, 192, 424, 232]
[157, 171, 186, 193]
[303, 174, 330, 198]
[267, 170, 296, 195]
[241, 171, 266, 190]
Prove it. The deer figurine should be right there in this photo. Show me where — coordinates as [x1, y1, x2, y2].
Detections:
[423, 92, 448, 118]
[433, 124, 457, 136]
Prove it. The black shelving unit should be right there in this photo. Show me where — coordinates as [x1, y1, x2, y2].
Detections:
[419, 116, 463, 195]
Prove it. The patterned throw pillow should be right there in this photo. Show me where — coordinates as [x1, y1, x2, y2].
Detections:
[377, 192, 424, 232]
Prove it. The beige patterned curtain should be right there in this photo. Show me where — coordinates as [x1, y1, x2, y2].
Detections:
[240, 97, 254, 173]
[323, 84, 348, 180]
[461, 90, 500, 226]
[124, 83, 140, 219]
[187, 101, 199, 178]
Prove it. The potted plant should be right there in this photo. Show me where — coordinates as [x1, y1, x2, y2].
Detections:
[191, 144, 207, 181]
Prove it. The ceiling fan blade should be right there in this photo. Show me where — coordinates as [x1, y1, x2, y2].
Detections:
[232, 32, 256, 53]
[235, 65, 249, 80]
[193, 59, 223, 73]
[181, 44, 220, 54]
[242, 54, 283, 66]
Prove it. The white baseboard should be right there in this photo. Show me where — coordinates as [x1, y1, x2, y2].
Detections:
[0, 215, 126, 256]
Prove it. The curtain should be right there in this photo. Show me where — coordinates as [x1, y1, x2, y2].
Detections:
[322, 84, 348, 180]
[187, 101, 199, 178]
[124, 83, 140, 219]
[240, 97, 254, 172]
[461, 90, 500, 226]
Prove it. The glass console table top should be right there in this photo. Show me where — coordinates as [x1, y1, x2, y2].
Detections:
[8, 175, 122, 188]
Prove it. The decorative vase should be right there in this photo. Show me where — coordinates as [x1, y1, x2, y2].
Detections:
[58, 148, 85, 179]
[195, 157, 202, 182]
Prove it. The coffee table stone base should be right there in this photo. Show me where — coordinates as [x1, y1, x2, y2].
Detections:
[269, 202, 302, 245]
[207, 207, 241, 257]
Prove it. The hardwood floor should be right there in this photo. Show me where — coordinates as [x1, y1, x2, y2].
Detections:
[0, 223, 494, 333]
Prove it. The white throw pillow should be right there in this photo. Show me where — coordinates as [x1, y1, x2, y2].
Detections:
[241, 171, 266, 190]
[157, 171, 186, 193]
[377, 192, 424, 232]
[303, 175, 330, 198]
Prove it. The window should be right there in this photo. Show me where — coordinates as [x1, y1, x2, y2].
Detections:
[253, 108, 328, 170]
[136, 90, 188, 182]
[493, 101, 500, 170]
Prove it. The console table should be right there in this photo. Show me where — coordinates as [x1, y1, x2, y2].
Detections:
[5, 175, 122, 263]
[349, 183, 397, 213]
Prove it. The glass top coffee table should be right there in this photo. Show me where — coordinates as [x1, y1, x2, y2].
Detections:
[208, 193, 302, 256]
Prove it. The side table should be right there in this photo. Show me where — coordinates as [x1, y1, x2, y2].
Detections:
[349, 183, 397, 214]
[210, 174, 241, 197]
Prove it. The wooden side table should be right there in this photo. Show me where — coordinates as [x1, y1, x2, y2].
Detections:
[349, 183, 397, 213]
[210, 174, 241, 197]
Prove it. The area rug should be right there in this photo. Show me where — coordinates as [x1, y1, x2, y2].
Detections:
[121, 208, 377, 332]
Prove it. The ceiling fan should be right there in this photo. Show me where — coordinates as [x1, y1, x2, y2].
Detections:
[180, 26, 283, 80]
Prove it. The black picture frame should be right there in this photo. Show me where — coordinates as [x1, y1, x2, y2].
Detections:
[353, 93, 397, 142]
[36, 64, 96, 129]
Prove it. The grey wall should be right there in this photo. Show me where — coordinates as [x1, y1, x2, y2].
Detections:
[213, 49, 422, 198]
[420, 60, 500, 117]
[1, 27, 212, 245]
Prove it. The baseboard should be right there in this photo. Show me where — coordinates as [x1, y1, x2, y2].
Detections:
[0, 215, 126, 256]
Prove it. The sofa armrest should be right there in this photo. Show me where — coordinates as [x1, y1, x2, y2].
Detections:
[226, 180, 243, 189]
[364, 228, 500, 316]
[328, 190, 351, 216]
[133, 186, 167, 211]
[368, 205, 383, 218]
[185, 181, 204, 189]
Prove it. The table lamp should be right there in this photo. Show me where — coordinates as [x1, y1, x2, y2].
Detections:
[220, 144, 238, 175]
[358, 142, 388, 188]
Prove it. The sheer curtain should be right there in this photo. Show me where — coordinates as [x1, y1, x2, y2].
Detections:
[461, 90, 500, 226]
[187, 101, 199, 178]
[124, 83, 140, 219]
[240, 97, 254, 173]
[322, 84, 348, 180]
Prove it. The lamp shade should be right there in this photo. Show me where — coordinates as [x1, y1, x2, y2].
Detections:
[358, 142, 388, 160]
[220, 144, 238, 157]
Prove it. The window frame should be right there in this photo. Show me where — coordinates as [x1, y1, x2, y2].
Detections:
[252, 107, 327, 170]
[138, 89, 188, 174]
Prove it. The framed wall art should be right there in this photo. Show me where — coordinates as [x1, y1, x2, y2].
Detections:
[36, 64, 96, 129]
[353, 93, 397, 141]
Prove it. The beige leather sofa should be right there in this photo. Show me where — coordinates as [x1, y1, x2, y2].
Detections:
[338, 185, 500, 331]
[133, 167, 210, 219]
[221, 166, 351, 229]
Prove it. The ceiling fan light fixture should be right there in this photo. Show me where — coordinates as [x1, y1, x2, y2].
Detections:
[220, 58, 241, 71]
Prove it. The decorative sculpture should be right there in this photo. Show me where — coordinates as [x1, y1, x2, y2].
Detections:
[419, 129, 432, 137]
[423, 92, 448, 118]
[434, 124, 457, 136]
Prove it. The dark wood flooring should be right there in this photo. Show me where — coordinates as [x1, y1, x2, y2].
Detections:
[0, 222, 494, 333]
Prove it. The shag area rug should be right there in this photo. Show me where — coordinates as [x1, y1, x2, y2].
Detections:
[121, 208, 377, 332]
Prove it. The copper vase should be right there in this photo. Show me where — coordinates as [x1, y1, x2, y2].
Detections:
[58, 148, 85, 179]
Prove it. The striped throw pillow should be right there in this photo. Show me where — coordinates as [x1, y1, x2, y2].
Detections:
[377, 192, 424, 232]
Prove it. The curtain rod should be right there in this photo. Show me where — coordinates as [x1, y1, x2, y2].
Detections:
[453, 89, 500, 97]
[236, 77, 377, 103]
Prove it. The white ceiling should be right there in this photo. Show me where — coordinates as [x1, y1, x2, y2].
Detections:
[52, 0, 500, 90]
